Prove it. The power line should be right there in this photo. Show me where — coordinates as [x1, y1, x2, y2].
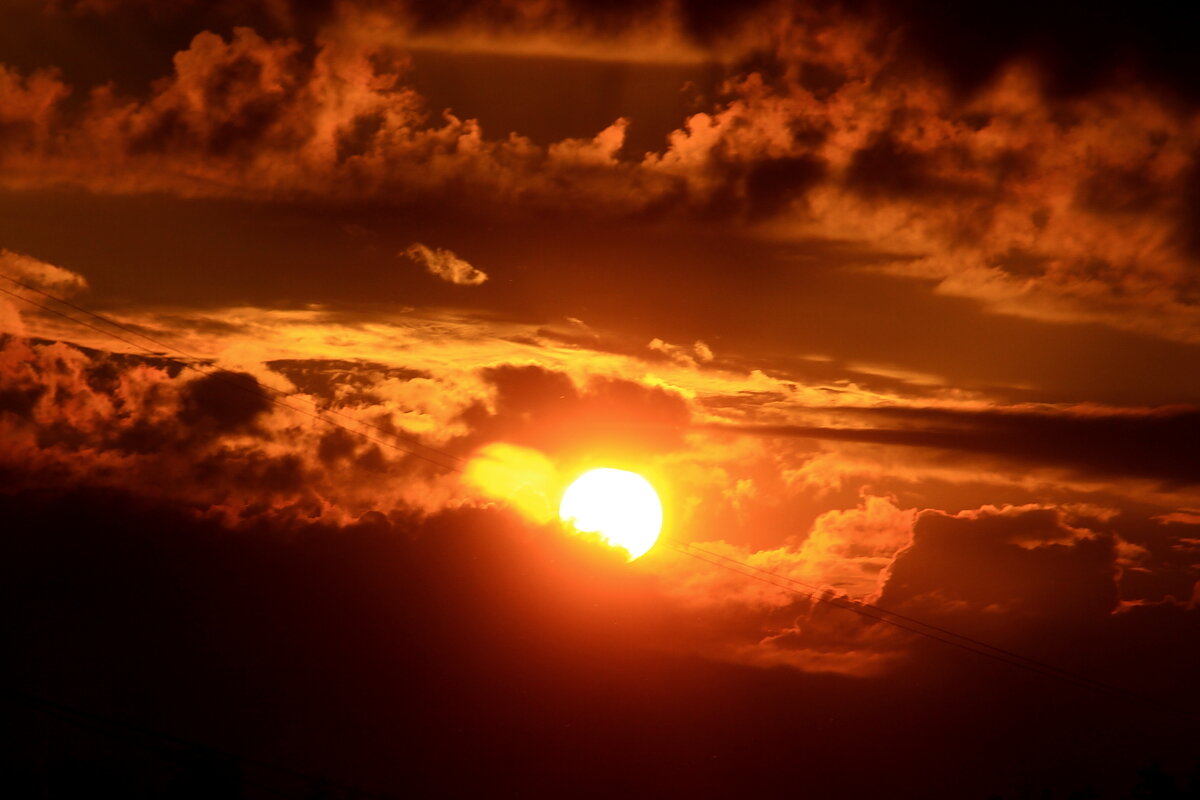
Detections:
[3, 279, 429, 795]
[5, 271, 1197, 734]
[670, 541, 1199, 725]
[0, 277, 465, 473]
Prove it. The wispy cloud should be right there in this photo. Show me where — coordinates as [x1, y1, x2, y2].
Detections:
[403, 243, 488, 286]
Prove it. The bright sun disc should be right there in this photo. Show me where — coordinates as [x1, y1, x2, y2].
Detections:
[558, 468, 663, 560]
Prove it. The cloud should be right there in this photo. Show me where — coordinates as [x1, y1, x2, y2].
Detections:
[4, 466, 1198, 798]
[0, 321, 703, 525]
[0, 250, 88, 294]
[1155, 509, 1200, 526]
[0, 63, 70, 149]
[713, 404, 1200, 486]
[1, 25, 493, 197]
[794, 494, 917, 599]
[2, 306, 1198, 706]
[466, 363, 691, 458]
[646, 337, 714, 367]
[879, 505, 1121, 630]
[177, 370, 272, 434]
[0, 21, 666, 210]
[0, 335, 460, 522]
[3, 0, 1200, 347]
[653, 496, 1195, 681]
[403, 243, 488, 286]
[642, 492, 920, 675]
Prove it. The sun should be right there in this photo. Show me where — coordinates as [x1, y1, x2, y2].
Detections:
[558, 468, 663, 560]
[559, 468, 663, 560]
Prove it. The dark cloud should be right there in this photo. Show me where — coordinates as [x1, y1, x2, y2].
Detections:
[878, 0, 1200, 100]
[42, 0, 336, 37]
[0, 384, 43, 418]
[0, 485, 673, 796]
[368, 0, 776, 43]
[874, 504, 1200, 708]
[700, 153, 827, 221]
[177, 369, 271, 433]
[881, 506, 1120, 625]
[844, 132, 982, 201]
[122, 28, 305, 159]
[3, 483, 1198, 798]
[463, 364, 691, 457]
[2, 0, 1199, 351]
[715, 405, 1200, 486]
[743, 155, 826, 218]
[1178, 157, 1200, 261]
[0, 337, 455, 519]
[266, 358, 429, 408]
[326, 1, 1200, 103]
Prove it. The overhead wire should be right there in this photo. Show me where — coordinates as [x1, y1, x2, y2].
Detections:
[670, 541, 1199, 724]
[1, 275, 455, 794]
[4, 272, 1197, 759]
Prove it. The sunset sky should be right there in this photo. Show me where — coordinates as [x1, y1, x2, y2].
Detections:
[3, 1, 1199, 797]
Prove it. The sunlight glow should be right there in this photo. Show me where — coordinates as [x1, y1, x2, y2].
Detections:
[558, 468, 663, 560]
[465, 443, 558, 523]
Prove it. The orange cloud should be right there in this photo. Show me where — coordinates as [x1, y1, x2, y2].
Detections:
[403, 243, 489, 286]
[4, 1, 1199, 347]
[4, 296, 1199, 679]
[881, 505, 1121, 627]
[0, 249, 89, 294]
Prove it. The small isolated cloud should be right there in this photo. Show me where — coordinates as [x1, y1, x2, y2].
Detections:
[648, 337, 714, 367]
[403, 243, 488, 286]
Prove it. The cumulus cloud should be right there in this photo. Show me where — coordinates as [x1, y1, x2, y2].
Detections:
[4, 1, 1200, 346]
[403, 243, 488, 286]
[0, 22, 666, 209]
[0, 328, 700, 525]
[650, 494, 1199, 680]
[794, 494, 917, 599]
[879, 505, 1122, 632]
[2, 302, 1198, 691]
[176, 370, 273, 434]
[0, 336, 455, 522]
